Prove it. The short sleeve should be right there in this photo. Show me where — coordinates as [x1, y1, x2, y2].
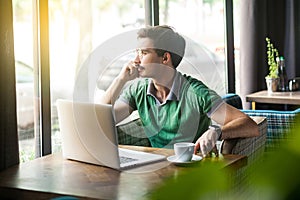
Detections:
[118, 79, 149, 111]
[119, 83, 138, 110]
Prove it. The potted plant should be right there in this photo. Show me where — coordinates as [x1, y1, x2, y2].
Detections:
[265, 37, 279, 93]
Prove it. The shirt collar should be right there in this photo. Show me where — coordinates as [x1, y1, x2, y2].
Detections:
[147, 71, 182, 104]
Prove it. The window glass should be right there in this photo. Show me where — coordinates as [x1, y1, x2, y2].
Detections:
[233, 0, 241, 94]
[13, 0, 36, 162]
[159, 0, 226, 96]
[49, 0, 145, 153]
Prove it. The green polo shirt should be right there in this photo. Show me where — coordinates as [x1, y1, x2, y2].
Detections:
[119, 72, 223, 149]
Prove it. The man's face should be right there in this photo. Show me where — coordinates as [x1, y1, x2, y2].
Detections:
[135, 38, 171, 78]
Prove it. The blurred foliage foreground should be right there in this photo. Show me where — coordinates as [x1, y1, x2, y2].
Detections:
[150, 116, 300, 200]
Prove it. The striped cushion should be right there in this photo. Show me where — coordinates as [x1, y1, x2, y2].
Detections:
[117, 119, 151, 147]
[242, 108, 300, 152]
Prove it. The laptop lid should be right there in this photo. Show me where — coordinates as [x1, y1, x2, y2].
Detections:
[56, 99, 165, 170]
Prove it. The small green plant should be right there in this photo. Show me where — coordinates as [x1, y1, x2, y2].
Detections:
[266, 37, 279, 78]
[20, 149, 35, 163]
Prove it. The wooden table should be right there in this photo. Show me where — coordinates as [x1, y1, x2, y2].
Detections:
[0, 145, 247, 199]
[246, 90, 300, 110]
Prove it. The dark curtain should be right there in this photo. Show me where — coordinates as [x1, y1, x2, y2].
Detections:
[285, 0, 300, 79]
[240, 0, 300, 109]
[0, 1, 20, 171]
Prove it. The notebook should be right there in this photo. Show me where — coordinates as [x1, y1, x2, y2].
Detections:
[56, 99, 166, 170]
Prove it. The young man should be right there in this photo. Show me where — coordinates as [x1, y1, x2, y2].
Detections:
[101, 25, 259, 157]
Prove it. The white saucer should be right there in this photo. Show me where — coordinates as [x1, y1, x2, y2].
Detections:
[167, 155, 202, 166]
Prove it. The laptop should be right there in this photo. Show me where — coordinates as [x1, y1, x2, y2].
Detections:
[56, 99, 166, 170]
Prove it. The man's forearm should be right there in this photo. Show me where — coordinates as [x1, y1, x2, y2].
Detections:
[101, 76, 127, 104]
[211, 103, 259, 140]
[101, 62, 139, 104]
[221, 116, 259, 140]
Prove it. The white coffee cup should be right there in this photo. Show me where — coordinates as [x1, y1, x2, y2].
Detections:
[174, 142, 195, 162]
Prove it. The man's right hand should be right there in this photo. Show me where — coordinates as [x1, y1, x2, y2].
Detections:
[100, 61, 139, 106]
[118, 61, 139, 82]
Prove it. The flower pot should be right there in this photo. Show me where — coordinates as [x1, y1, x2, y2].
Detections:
[265, 77, 279, 93]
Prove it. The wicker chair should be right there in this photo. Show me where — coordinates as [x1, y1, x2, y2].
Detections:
[223, 93, 300, 153]
[242, 108, 300, 152]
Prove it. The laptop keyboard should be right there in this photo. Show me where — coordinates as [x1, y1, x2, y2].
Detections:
[119, 156, 138, 164]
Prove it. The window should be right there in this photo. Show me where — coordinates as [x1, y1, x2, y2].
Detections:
[159, 0, 226, 96]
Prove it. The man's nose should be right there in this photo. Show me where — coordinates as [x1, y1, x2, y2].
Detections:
[134, 54, 141, 64]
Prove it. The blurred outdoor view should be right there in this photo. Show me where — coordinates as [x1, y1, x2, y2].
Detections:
[13, 0, 240, 162]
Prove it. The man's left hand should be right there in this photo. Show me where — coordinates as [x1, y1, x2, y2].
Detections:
[194, 128, 219, 157]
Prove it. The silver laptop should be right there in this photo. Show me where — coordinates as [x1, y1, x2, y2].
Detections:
[56, 99, 165, 170]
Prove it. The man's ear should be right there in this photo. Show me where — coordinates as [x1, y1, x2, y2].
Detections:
[163, 54, 168, 61]
[163, 52, 171, 63]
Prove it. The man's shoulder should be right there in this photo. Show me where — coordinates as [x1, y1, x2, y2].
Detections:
[180, 73, 207, 89]
[179, 73, 221, 98]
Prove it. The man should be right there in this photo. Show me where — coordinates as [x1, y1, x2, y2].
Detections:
[101, 25, 259, 157]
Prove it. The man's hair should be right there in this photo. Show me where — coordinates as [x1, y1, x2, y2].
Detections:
[137, 25, 186, 68]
